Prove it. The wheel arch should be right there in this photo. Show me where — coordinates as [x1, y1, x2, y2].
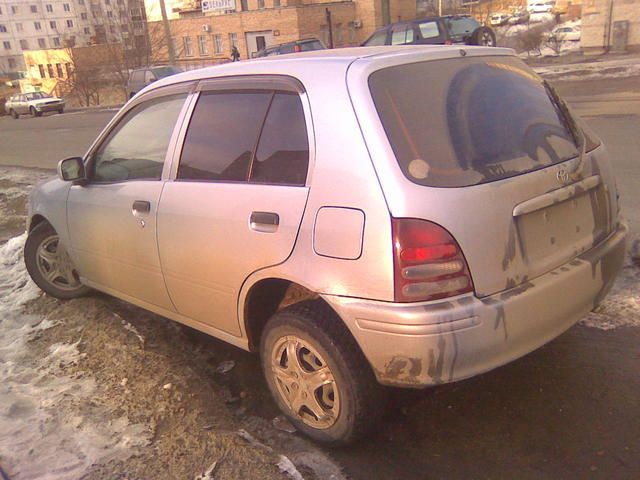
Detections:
[28, 214, 51, 232]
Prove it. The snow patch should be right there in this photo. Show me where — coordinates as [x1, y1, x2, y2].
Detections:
[0, 233, 151, 479]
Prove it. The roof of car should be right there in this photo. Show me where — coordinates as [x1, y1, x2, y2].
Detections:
[145, 45, 514, 93]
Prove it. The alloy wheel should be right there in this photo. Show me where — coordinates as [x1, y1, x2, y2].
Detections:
[35, 235, 82, 291]
[271, 335, 340, 429]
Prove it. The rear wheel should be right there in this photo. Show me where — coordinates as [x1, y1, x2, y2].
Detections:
[470, 26, 497, 46]
[58, 108, 64, 114]
[260, 300, 387, 445]
[24, 223, 90, 299]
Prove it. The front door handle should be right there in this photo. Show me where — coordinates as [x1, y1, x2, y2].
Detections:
[250, 211, 279, 233]
[132, 200, 151, 215]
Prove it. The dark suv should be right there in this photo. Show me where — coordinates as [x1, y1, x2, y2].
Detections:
[254, 38, 325, 58]
[362, 15, 496, 47]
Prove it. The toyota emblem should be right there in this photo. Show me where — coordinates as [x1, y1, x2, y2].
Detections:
[556, 168, 570, 184]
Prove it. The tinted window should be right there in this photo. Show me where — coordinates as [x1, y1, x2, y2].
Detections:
[299, 40, 323, 51]
[251, 92, 309, 186]
[369, 57, 579, 187]
[447, 17, 479, 36]
[363, 30, 388, 46]
[391, 27, 410, 45]
[418, 21, 440, 39]
[178, 91, 272, 182]
[92, 94, 186, 182]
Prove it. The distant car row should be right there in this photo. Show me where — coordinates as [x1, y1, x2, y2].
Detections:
[5, 91, 64, 119]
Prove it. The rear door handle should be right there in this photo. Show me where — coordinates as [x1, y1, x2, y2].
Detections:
[132, 200, 151, 215]
[250, 211, 279, 233]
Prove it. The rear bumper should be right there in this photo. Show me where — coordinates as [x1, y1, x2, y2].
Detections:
[323, 221, 628, 388]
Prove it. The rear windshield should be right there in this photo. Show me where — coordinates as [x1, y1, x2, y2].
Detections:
[446, 17, 479, 37]
[369, 56, 579, 187]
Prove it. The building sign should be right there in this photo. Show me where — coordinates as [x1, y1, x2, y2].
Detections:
[202, 0, 236, 14]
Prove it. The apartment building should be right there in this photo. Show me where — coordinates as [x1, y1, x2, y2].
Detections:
[0, 0, 148, 75]
[582, 0, 639, 53]
[147, 0, 425, 65]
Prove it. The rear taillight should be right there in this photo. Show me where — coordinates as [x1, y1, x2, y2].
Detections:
[392, 218, 474, 302]
[294, 44, 301, 52]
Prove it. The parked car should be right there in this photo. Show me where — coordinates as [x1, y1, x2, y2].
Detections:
[362, 15, 497, 47]
[126, 65, 182, 98]
[550, 25, 581, 41]
[24, 45, 627, 445]
[508, 10, 530, 24]
[5, 91, 65, 118]
[529, 1, 554, 13]
[254, 38, 325, 58]
[490, 13, 511, 26]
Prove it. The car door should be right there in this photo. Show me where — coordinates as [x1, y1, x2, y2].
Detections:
[157, 77, 312, 336]
[17, 95, 27, 114]
[67, 84, 191, 310]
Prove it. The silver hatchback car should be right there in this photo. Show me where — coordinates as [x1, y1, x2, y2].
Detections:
[25, 46, 627, 445]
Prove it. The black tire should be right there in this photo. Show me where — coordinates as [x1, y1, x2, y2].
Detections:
[260, 299, 387, 445]
[24, 222, 90, 300]
[30, 106, 42, 117]
[58, 108, 64, 114]
[10, 109, 18, 119]
[470, 26, 497, 46]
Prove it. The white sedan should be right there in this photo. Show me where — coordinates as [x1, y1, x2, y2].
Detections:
[550, 26, 581, 41]
[5, 91, 65, 119]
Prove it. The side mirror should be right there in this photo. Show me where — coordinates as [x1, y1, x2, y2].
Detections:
[57, 156, 86, 183]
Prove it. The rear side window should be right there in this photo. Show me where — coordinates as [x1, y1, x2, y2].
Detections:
[299, 40, 323, 51]
[131, 70, 144, 83]
[178, 89, 309, 185]
[446, 17, 479, 37]
[251, 92, 309, 186]
[391, 26, 414, 45]
[417, 21, 440, 40]
[369, 57, 579, 187]
[178, 91, 272, 182]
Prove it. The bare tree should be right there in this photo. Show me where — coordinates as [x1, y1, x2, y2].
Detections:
[517, 27, 545, 57]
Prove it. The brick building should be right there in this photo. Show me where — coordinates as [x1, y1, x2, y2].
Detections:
[147, 0, 429, 65]
[581, 0, 639, 53]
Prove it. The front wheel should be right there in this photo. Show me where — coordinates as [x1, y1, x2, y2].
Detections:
[261, 300, 387, 445]
[24, 223, 90, 299]
[30, 106, 42, 117]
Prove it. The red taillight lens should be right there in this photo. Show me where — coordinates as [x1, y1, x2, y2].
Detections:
[294, 44, 301, 52]
[444, 39, 453, 45]
[392, 218, 474, 302]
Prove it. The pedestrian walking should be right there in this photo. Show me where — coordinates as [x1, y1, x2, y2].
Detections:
[231, 46, 240, 62]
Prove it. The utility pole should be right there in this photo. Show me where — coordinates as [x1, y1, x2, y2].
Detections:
[159, 0, 176, 65]
[438, 0, 442, 16]
[325, 8, 334, 49]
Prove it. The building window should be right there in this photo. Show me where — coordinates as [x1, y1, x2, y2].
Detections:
[107, 10, 113, 17]
[274, 0, 280, 6]
[8, 57, 16, 68]
[34, 21, 42, 30]
[15, 23, 22, 31]
[3, 41, 10, 50]
[46, 4, 53, 12]
[56, 63, 64, 77]
[213, 34, 222, 54]
[11, 6, 18, 14]
[63, 3, 71, 12]
[31, 5, 38, 13]
[78, 0, 85, 4]
[38, 38, 46, 48]
[240, 0, 247, 10]
[257, 0, 264, 8]
[229, 32, 238, 48]
[67, 19, 73, 27]
[84, 27, 90, 34]
[0, 6, 2, 14]
[20, 39, 28, 49]
[81, 12, 87, 19]
[110, 25, 116, 33]
[47, 64, 55, 77]
[0, 25, 6, 33]
[65, 62, 72, 76]
[197, 35, 208, 55]
[183, 36, 193, 56]
[53, 37, 60, 46]
[50, 20, 56, 29]
[105, 0, 110, 4]
[38, 64, 45, 77]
